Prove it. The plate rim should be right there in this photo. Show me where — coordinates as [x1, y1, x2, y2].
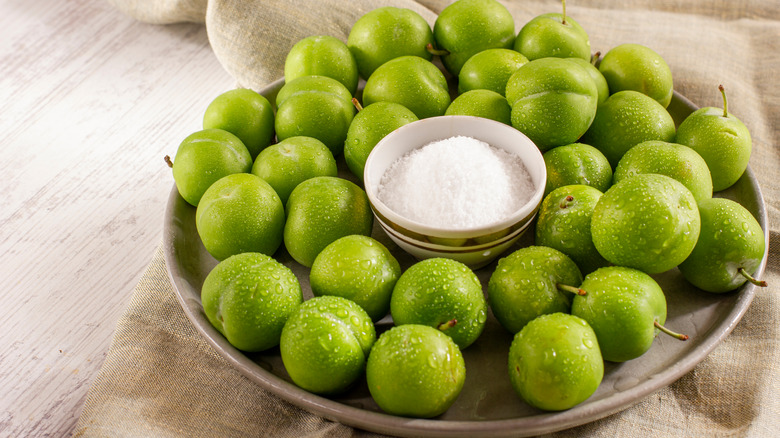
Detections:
[162, 84, 769, 437]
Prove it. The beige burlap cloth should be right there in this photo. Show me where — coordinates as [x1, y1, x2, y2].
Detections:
[75, 1, 780, 436]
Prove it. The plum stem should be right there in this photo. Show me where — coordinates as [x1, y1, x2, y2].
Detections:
[438, 319, 458, 331]
[164, 155, 173, 168]
[426, 43, 449, 57]
[719, 84, 729, 117]
[738, 267, 768, 287]
[352, 97, 363, 112]
[561, 0, 568, 25]
[557, 283, 587, 296]
[559, 195, 575, 209]
[654, 320, 689, 341]
[591, 51, 601, 66]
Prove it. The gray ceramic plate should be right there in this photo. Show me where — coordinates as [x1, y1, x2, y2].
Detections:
[163, 81, 769, 437]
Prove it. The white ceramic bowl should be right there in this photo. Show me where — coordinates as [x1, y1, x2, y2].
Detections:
[363, 115, 546, 269]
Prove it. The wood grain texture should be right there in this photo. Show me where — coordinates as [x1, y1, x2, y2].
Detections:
[0, 0, 234, 435]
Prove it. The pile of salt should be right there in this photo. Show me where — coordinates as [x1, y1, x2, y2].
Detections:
[377, 136, 533, 229]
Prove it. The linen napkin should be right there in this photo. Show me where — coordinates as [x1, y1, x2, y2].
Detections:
[76, 1, 780, 436]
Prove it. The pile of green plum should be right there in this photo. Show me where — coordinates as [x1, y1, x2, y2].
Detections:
[165, 0, 768, 420]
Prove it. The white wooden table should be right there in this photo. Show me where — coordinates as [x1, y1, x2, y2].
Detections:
[0, 1, 234, 435]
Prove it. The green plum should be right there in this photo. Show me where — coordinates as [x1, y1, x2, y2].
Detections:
[534, 185, 609, 275]
[675, 85, 752, 191]
[201, 252, 302, 352]
[432, 0, 515, 76]
[202, 89, 275, 159]
[275, 89, 355, 157]
[251, 136, 337, 205]
[444, 89, 511, 125]
[505, 57, 598, 151]
[598, 43, 674, 108]
[168, 128, 252, 207]
[567, 55, 609, 106]
[196, 173, 285, 260]
[366, 324, 466, 418]
[581, 90, 676, 168]
[678, 198, 767, 293]
[275, 75, 353, 108]
[572, 266, 687, 362]
[488, 246, 584, 334]
[457, 48, 528, 96]
[362, 55, 451, 119]
[344, 101, 418, 181]
[284, 35, 358, 95]
[613, 140, 713, 204]
[391, 257, 487, 349]
[508, 312, 603, 411]
[513, 1, 590, 61]
[347, 7, 434, 79]
[591, 173, 700, 274]
[283, 176, 373, 267]
[280, 296, 375, 395]
[309, 235, 402, 321]
[542, 143, 612, 196]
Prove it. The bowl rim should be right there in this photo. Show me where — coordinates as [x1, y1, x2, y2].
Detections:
[363, 115, 546, 239]
[374, 212, 535, 253]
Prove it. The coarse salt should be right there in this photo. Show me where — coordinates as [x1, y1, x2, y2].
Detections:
[377, 135, 534, 229]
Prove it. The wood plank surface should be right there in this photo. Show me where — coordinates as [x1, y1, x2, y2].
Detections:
[0, 0, 234, 435]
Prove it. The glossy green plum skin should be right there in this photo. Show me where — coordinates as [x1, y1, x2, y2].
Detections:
[347, 7, 434, 79]
[275, 75, 353, 108]
[508, 312, 603, 411]
[599, 43, 674, 108]
[542, 143, 612, 197]
[275, 90, 355, 157]
[613, 140, 713, 204]
[171, 128, 252, 207]
[434, 0, 515, 76]
[344, 101, 418, 181]
[309, 235, 402, 321]
[581, 90, 676, 168]
[678, 198, 766, 293]
[457, 48, 528, 96]
[366, 324, 466, 418]
[591, 173, 700, 274]
[534, 185, 609, 275]
[567, 57, 610, 106]
[280, 296, 376, 395]
[514, 13, 590, 61]
[390, 257, 487, 349]
[283, 176, 373, 268]
[572, 266, 667, 362]
[675, 106, 752, 192]
[251, 136, 337, 206]
[201, 252, 302, 352]
[505, 57, 598, 151]
[362, 56, 451, 119]
[284, 35, 359, 95]
[444, 89, 511, 125]
[203, 89, 275, 159]
[195, 173, 285, 261]
[488, 246, 583, 334]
